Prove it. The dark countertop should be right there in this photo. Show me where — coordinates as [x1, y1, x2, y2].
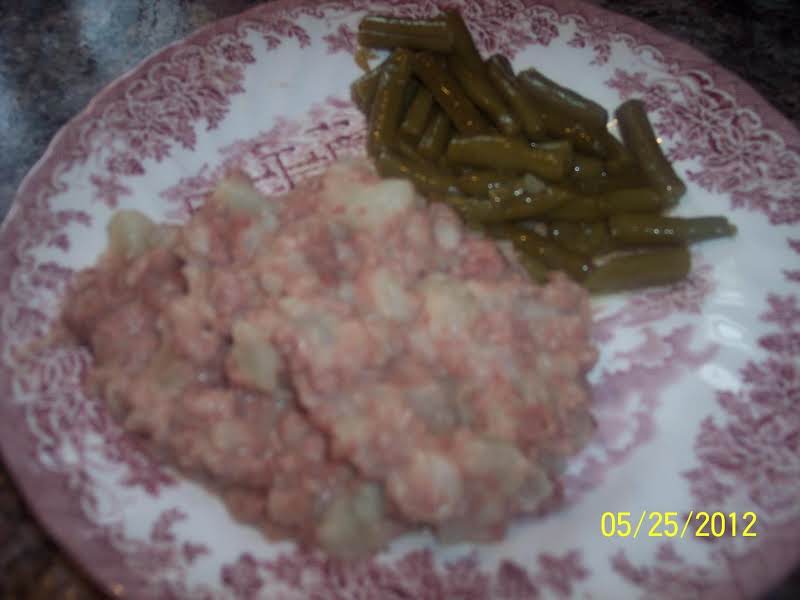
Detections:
[1, 1, 799, 598]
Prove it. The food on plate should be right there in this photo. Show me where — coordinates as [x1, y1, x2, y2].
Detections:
[485, 56, 546, 140]
[61, 160, 597, 558]
[515, 66, 609, 133]
[546, 188, 665, 222]
[487, 225, 593, 282]
[374, 149, 456, 194]
[367, 49, 413, 154]
[447, 53, 520, 136]
[583, 247, 691, 293]
[400, 85, 435, 139]
[357, 15, 455, 52]
[350, 9, 737, 292]
[410, 52, 490, 134]
[549, 221, 617, 256]
[58, 7, 739, 563]
[350, 63, 384, 112]
[607, 214, 738, 245]
[417, 107, 452, 160]
[440, 179, 569, 222]
[446, 135, 572, 181]
[615, 99, 687, 204]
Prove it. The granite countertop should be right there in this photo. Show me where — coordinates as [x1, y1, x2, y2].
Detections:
[1, 1, 799, 598]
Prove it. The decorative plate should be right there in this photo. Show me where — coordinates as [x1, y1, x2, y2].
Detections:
[1, 0, 798, 598]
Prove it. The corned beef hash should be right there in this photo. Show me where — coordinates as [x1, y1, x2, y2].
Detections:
[61, 159, 596, 557]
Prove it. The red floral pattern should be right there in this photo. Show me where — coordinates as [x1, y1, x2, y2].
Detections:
[565, 324, 718, 499]
[612, 543, 720, 600]
[221, 548, 588, 600]
[323, 23, 358, 55]
[161, 97, 366, 216]
[592, 260, 715, 342]
[613, 515, 800, 600]
[609, 57, 800, 598]
[61, 2, 326, 214]
[554, 260, 719, 499]
[321, 0, 561, 59]
[90, 174, 132, 209]
[0, 0, 799, 598]
[564, 10, 640, 65]
[599, 0, 800, 592]
[99, 508, 214, 599]
[684, 288, 800, 517]
[607, 67, 800, 225]
[785, 239, 800, 282]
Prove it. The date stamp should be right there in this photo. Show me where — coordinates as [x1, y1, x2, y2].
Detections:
[600, 511, 758, 539]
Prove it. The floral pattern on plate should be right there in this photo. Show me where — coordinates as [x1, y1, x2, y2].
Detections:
[1, 0, 798, 598]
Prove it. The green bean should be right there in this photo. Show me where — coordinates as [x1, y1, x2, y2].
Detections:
[353, 45, 376, 73]
[517, 68, 608, 132]
[433, 193, 501, 222]
[548, 187, 664, 221]
[393, 139, 431, 167]
[584, 247, 691, 293]
[412, 52, 491, 134]
[608, 215, 737, 246]
[549, 221, 616, 256]
[400, 86, 435, 139]
[600, 188, 665, 213]
[545, 197, 601, 221]
[417, 108, 453, 161]
[487, 53, 514, 76]
[490, 175, 569, 211]
[569, 154, 605, 180]
[447, 135, 572, 182]
[456, 170, 517, 196]
[402, 78, 420, 112]
[602, 131, 637, 175]
[563, 169, 649, 195]
[486, 174, 550, 202]
[616, 99, 686, 204]
[367, 49, 413, 155]
[443, 177, 570, 222]
[351, 65, 383, 114]
[438, 194, 508, 225]
[448, 54, 520, 136]
[537, 108, 611, 157]
[443, 10, 485, 73]
[375, 150, 458, 194]
[357, 16, 454, 52]
[397, 80, 422, 144]
[485, 56, 547, 141]
[537, 140, 573, 152]
[427, 193, 488, 231]
[488, 225, 592, 281]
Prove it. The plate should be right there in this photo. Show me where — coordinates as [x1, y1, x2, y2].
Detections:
[1, 0, 799, 598]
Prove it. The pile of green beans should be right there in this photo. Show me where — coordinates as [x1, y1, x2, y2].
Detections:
[352, 11, 736, 293]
